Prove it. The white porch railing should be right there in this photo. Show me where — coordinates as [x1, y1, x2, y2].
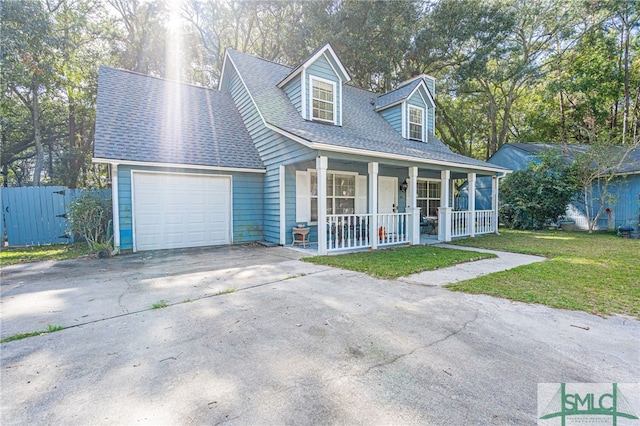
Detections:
[451, 210, 496, 238]
[326, 212, 411, 252]
[475, 210, 496, 234]
[327, 214, 371, 251]
[377, 212, 411, 247]
[451, 210, 471, 238]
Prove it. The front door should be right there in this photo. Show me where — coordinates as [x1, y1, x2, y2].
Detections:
[378, 176, 398, 213]
[378, 177, 398, 235]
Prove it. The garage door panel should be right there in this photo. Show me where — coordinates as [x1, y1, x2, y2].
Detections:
[133, 172, 231, 251]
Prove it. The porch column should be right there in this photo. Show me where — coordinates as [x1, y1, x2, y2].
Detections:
[317, 156, 328, 255]
[408, 166, 420, 245]
[279, 165, 286, 245]
[492, 175, 500, 234]
[111, 164, 120, 251]
[368, 162, 378, 250]
[439, 170, 451, 242]
[468, 172, 476, 237]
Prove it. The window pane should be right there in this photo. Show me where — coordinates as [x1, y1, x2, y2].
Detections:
[335, 174, 355, 196]
[417, 181, 427, 198]
[409, 106, 423, 141]
[311, 198, 318, 222]
[409, 107, 422, 124]
[428, 200, 440, 217]
[312, 79, 334, 121]
[335, 198, 355, 215]
[417, 200, 429, 218]
[313, 80, 333, 98]
[326, 174, 333, 197]
[428, 182, 440, 197]
[313, 101, 334, 121]
[310, 172, 317, 196]
[409, 123, 422, 140]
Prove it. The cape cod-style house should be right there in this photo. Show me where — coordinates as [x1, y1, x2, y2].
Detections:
[94, 43, 507, 254]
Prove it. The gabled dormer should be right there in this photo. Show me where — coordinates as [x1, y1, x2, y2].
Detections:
[277, 43, 351, 126]
[375, 75, 435, 142]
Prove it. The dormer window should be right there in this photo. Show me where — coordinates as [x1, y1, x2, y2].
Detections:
[311, 76, 336, 123]
[408, 105, 424, 141]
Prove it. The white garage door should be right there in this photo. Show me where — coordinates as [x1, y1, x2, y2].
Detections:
[132, 172, 231, 251]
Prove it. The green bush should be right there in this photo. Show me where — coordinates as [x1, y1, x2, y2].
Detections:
[499, 150, 576, 230]
[69, 191, 112, 250]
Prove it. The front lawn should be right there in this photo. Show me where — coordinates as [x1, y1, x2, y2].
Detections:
[303, 245, 496, 279]
[0, 243, 89, 267]
[446, 230, 640, 319]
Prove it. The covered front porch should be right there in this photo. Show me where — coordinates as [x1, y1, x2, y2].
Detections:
[282, 155, 501, 255]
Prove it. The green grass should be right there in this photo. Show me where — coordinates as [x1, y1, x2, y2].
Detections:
[1, 324, 64, 343]
[151, 300, 168, 309]
[446, 230, 640, 319]
[215, 288, 237, 296]
[303, 245, 496, 279]
[0, 243, 89, 267]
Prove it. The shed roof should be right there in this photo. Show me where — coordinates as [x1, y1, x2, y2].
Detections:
[505, 142, 640, 174]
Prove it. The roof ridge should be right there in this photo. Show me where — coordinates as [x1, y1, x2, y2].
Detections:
[99, 65, 220, 93]
[226, 48, 294, 71]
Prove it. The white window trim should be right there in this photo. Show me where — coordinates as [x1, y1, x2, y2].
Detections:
[417, 178, 441, 217]
[309, 75, 337, 125]
[408, 104, 425, 142]
[307, 169, 360, 224]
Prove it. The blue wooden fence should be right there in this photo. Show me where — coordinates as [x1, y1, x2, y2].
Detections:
[1, 186, 111, 246]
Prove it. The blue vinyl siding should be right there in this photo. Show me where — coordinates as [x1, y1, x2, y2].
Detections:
[422, 78, 436, 134]
[227, 66, 315, 244]
[305, 55, 341, 124]
[117, 167, 133, 249]
[428, 108, 435, 135]
[232, 172, 264, 242]
[380, 105, 402, 134]
[116, 165, 263, 250]
[283, 75, 302, 115]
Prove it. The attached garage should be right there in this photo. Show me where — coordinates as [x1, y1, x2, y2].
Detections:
[132, 171, 232, 251]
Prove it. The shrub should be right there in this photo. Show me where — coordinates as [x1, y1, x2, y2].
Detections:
[499, 150, 576, 230]
[69, 191, 112, 250]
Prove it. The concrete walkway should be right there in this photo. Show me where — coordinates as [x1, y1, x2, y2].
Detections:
[399, 244, 546, 286]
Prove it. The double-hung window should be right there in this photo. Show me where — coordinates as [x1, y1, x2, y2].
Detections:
[311, 77, 335, 123]
[417, 180, 441, 217]
[309, 171, 355, 221]
[408, 105, 424, 141]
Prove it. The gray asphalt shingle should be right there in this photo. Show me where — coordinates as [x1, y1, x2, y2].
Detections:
[374, 79, 422, 110]
[508, 142, 640, 174]
[94, 66, 263, 170]
[227, 49, 504, 171]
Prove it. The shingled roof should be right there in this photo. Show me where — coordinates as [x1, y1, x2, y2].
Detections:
[94, 66, 263, 170]
[374, 77, 434, 111]
[507, 142, 640, 174]
[225, 49, 505, 172]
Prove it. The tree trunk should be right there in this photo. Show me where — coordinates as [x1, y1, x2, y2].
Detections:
[559, 91, 567, 144]
[622, 19, 630, 144]
[31, 74, 43, 186]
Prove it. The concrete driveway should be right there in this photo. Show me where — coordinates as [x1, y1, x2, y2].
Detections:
[1, 245, 638, 425]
